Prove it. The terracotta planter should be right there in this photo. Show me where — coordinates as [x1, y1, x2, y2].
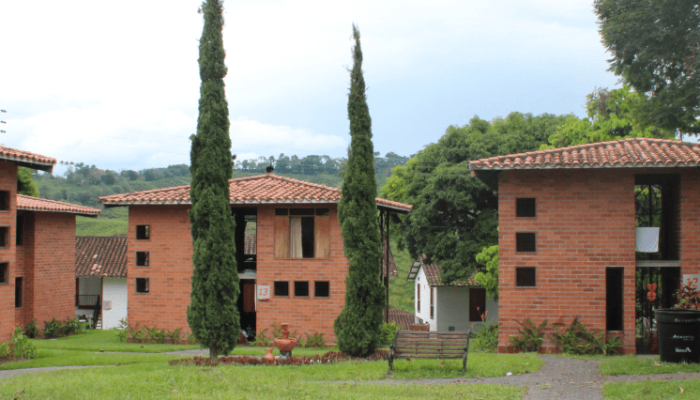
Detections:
[274, 323, 297, 357]
[262, 348, 275, 363]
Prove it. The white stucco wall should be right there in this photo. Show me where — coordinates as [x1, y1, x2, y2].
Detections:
[414, 268, 433, 329]
[102, 277, 128, 330]
[435, 286, 499, 333]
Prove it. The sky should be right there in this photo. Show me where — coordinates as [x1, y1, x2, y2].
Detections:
[0, 0, 621, 173]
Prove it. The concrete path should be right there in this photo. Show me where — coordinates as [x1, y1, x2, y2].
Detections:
[0, 366, 92, 379]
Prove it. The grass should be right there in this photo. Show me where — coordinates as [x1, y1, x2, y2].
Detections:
[600, 355, 700, 375]
[388, 239, 414, 313]
[603, 380, 700, 399]
[0, 329, 537, 399]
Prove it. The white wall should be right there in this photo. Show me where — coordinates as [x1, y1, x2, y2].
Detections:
[414, 268, 433, 329]
[102, 277, 128, 330]
[435, 286, 499, 333]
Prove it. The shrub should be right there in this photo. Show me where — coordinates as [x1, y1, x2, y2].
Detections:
[509, 318, 547, 352]
[11, 325, 37, 359]
[304, 332, 326, 348]
[381, 322, 399, 346]
[549, 317, 623, 356]
[43, 317, 63, 338]
[472, 323, 499, 353]
[23, 318, 38, 339]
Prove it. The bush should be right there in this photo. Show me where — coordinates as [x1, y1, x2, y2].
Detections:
[381, 322, 399, 346]
[43, 317, 63, 338]
[11, 325, 37, 359]
[23, 318, 38, 339]
[303, 332, 326, 348]
[549, 317, 622, 356]
[509, 318, 547, 353]
[472, 323, 498, 352]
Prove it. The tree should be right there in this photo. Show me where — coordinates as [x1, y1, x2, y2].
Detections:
[334, 24, 385, 357]
[382, 112, 568, 283]
[594, 0, 700, 134]
[474, 245, 499, 301]
[187, 0, 240, 361]
[543, 85, 674, 149]
[17, 167, 39, 197]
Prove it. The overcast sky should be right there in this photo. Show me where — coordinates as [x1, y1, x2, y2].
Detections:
[0, 0, 620, 173]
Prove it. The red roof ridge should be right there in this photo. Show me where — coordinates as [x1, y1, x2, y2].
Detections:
[0, 145, 56, 172]
[18, 194, 101, 216]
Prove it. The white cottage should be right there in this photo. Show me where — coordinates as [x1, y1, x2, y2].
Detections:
[75, 236, 127, 329]
[408, 261, 498, 332]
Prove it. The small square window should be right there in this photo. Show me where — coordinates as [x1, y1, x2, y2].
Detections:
[274, 281, 289, 297]
[0, 191, 9, 211]
[294, 281, 309, 297]
[136, 278, 150, 293]
[0, 263, 8, 284]
[136, 225, 150, 240]
[0, 227, 8, 248]
[516, 232, 536, 252]
[516, 267, 537, 287]
[15, 277, 22, 308]
[516, 198, 536, 217]
[16, 215, 23, 246]
[136, 252, 149, 267]
[315, 281, 330, 298]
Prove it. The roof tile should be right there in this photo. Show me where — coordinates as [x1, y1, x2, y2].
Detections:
[420, 260, 479, 287]
[76, 236, 127, 277]
[18, 195, 100, 217]
[469, 138, 700, 171]
[0, 146, 56, 171]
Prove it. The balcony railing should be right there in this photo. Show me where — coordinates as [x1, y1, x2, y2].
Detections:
[76, 294, 101, 309]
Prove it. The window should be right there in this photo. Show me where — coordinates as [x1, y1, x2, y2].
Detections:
[15, 277, 22, 308]
[429, 287, 434, 319]
[294, 281, 309, 297]
[516, 233, 536, 252]
[0, 263, 8, 284]
[0, 227, 8, 248]
[0, 191, 9, 211]
[135, 278, 149, 293]
[136, 225, 150, 240]
[417, 285, 421, 313]
[469, 288, 486, 321]
[274, 208, 330, 259]
[516, 198, 536, 217]
[136, 252, 149, 267]
[274, 281, 289, 297]
[606, 267, 624, 331]
[315, 281, 330, 298]
[16, 215, 23, 246]
[516, 267, 536, 287]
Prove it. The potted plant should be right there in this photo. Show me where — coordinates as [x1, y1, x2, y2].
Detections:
[655, 281, 700, 363]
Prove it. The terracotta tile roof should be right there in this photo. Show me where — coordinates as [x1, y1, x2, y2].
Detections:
[469, 138, 700, 172]
[381, 235, 398, 277]
[99, 174, 412, 212]
[419, 260, 479, 287]
[382, 308, 416, 330]
[17, 195, 101, 217]
[75, 236, 127, 277]
[0, 146, 56, 172]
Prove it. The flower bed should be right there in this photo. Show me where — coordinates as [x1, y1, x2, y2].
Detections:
[169, 350, 388, 367]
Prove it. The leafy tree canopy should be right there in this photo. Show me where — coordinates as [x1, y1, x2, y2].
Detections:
[17, 167, 39, 197]
[543, 85, 674, 149]
[594, 0, 700, 134]
[382, 112, 568, 283]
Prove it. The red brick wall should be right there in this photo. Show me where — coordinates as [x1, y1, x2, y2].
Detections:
[127, 204, 349, 342]
[497, 167, 700, 354]
[0, 161, 17, 341]
[14, 211, 31, 326]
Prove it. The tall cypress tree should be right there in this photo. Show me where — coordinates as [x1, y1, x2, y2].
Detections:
[187, 0, 240, 361]
[334, 24, 384, 356]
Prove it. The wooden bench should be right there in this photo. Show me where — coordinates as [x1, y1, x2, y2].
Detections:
[388, 330, 472, 374]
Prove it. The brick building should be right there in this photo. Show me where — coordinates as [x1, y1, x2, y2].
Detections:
[469, 138, 700, 354]
[0, 147, 100, 341]
[99, 174, 411, 342]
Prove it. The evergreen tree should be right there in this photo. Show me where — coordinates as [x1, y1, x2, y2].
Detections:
[334, 24, 384, 357]
[187, 0, 239, 361]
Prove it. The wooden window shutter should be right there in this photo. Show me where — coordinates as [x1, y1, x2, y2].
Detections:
[314, 215, 331, 259]
[274, 216, 289, 259]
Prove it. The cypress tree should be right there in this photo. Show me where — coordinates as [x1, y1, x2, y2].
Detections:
[334, 24, 384, 356]
[187, 0, 240, 361]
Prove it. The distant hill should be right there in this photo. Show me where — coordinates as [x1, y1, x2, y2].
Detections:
[32, 153, 410, 236]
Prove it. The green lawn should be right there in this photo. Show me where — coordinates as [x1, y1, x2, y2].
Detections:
[603, 379, 700, 399]
[0, 329, 539, 399]
[600, 355, 700, 376]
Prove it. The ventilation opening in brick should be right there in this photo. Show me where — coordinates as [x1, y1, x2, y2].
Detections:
[136, 278, 149, 293]
[294, 281, 309, 297]
[136, 225, 150, 240]
[0, 191, 9, 211]
[516, 198, 536, 217]
[516, 267, 536, 287]
[606, 267, 624, 331]
[274, 281, 289, 297]
[0, 263, 8, 284]
[15, 277, 22, 308]
[315, 281, 329, 297]
[516, 232, 536, 252]
[136, 252, 149, 267]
